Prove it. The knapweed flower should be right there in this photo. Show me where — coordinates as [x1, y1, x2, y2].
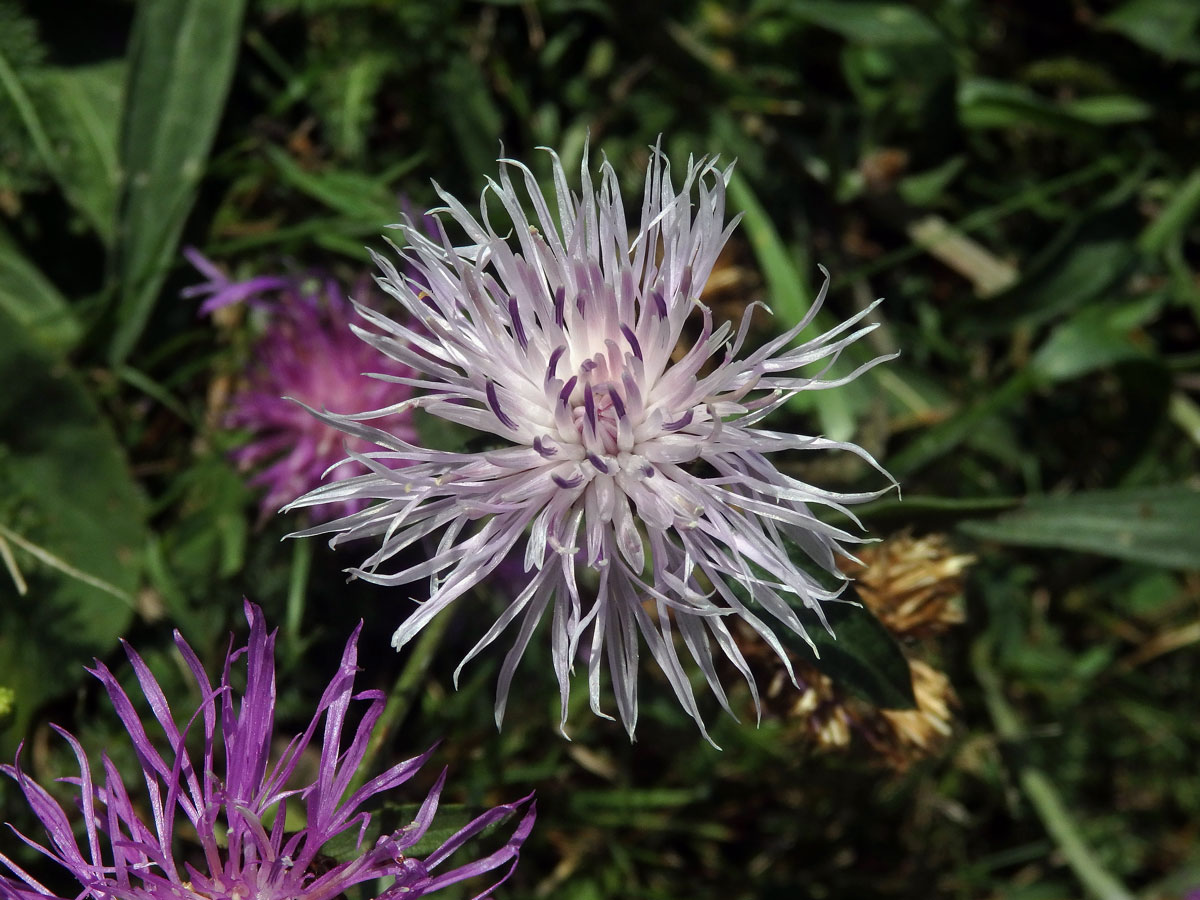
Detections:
[185, 251, 418, 523]
[287, 144, 895, 739]
[0, 601, 534, 900]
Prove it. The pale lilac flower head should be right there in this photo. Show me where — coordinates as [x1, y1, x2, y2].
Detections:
[287, 143, 896, 740]
[185, 251, 418, 522]
[0, 601, 535, 900]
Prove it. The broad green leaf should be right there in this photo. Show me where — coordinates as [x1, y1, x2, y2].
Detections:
[109, 0, 247, 363]
[959, 485, 1200, 570]
[787, 585, 917, 710]
[958, 78, 1092, 135]
[0, 44, 55, 172]
[851, 494, 1021, 526]
[1101, 0, 1200, 62]
[976, 226, 1137, 335]
[0, 224, 81, 354]
[34, 61, 125, 243]
[1021, 236, 1137, 326]
[786, 2, 941, 45]
[0, 309, 147, 755]
[1031, 296, 1161, 382]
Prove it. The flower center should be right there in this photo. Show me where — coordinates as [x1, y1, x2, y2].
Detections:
[572, 390, 619, 455]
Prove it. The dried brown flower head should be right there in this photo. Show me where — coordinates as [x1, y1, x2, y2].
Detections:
[840, 533, 972, 640]
[741, 533, 973, 770]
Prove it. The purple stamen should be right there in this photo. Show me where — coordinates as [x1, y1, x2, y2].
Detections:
[620, 324, 643, 360]
[583, 383, 597, 428]
[552, 472, 584, 489]
[558, 376, 578, 408]
[546, 345, 566, 384]
[651, 290, 668, 318]
[586, 453, 610, 474]
[607, 386, 627, 420]
[533, 436, 558, 458]
[508, 296, 528, 350]
[553, 286, 566, 328]
[663, 409, 694, 431]
[486, 380, 518, 430]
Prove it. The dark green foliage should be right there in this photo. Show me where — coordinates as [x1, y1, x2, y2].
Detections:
[0, 308, 146, 758]
[788, 586, 918, 710]
[0, 0, 49, 196]
[109, 0, 248, 362]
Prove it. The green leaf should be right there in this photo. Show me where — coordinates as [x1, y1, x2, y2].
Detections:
[889, 371, 1036, 477]
[787, 585, 917, 710]
[0, 44, 122, 238]
[1139, 169, 1200, 257]
[786, 2, 941, 45]
[958, 78, 1093, 136]
[1101, 0, 1200, 62]
[898, 156, 967, 206]
[1061, 94, 1152, 125]
[0, 309, 148, 755]
[725, 173, 813, 333]
[979, 225, 1137, 335]
[321, 51, 390, 160]
[959, 485, 1200, 570]
[725, 537, 916, 708]
[265, 145, 398, 223]
[109, 0, 247, 363]
[1030, 296, 1161, 382]
[727, 173, 875, 441]
[34, 61, 125, 242]
[0, 224, 81, 354]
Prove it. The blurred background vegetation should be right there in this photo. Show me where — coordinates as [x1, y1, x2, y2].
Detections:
[1, 0, 1199, 898]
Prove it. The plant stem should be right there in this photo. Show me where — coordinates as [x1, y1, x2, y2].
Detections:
[971, 639, 1136, 900]
[349, 610, 455, 794]
[285, 538, 313, 643]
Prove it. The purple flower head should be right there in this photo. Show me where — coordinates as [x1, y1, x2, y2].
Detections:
[185, 250, 418, 523]
[0, 601, 535, 900]
[286, 143, 896, 741]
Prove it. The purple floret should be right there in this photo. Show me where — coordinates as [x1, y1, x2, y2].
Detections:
[186, 250, 419, 524]
[0, 601, 534, 900]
